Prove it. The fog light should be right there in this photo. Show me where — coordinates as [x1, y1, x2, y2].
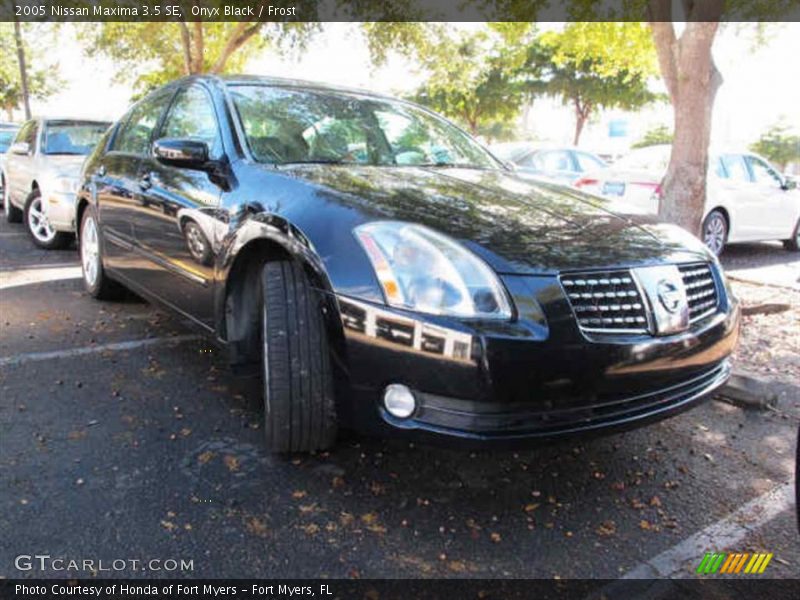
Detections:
[383, 384, 416, 419]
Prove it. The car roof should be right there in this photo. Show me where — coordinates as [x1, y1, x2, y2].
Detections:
[178, 74, 396, 101]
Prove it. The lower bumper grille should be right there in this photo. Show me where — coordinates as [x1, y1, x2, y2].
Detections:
[415, 360, 731, 436]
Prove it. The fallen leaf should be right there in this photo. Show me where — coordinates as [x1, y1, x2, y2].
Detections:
[596, 520, 616, 536]
[223, 455, 240, 472]
[197, 451, 215, 465]
[489, 532, 502, 543]
[246, 517, 269, 537]
[292, 490, 308, 499]
[161, 520, 177, 532]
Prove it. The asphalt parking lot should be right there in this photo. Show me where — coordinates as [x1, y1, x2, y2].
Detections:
[1, 216, 798, 580]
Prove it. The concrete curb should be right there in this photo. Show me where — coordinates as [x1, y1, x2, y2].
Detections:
[717, 370, 799, 410]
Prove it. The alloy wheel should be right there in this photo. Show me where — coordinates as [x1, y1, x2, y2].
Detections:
[81, 214, 100, 287]
[27, 196, 56, 243]
[703, 214, 726, 255]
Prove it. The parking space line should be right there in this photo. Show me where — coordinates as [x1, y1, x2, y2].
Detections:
[0, 334, 202, 367]
[0, 265, 82, 290]
[621, 480, 794, 579]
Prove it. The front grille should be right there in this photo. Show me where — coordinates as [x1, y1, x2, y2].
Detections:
[678, 263, 719, 323]
[560, 270, 648, 333]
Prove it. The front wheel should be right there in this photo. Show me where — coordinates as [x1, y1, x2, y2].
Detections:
[79, 206, 124, 300]
[783, 219, 800, 252]
[702, 210, 728, 256]
[260, 260, 338, 453]
[25, 190, 72, 249]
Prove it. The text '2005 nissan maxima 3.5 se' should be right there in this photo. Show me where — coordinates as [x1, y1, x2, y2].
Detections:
[75, 75, 740, 453]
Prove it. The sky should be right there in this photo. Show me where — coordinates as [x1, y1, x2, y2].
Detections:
[23, 22, 800, 153]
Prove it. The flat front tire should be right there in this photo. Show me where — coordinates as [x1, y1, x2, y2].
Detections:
[260, 260, 337, 453]
[80, 206, 124, 300]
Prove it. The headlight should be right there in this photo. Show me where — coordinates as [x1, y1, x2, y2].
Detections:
[354, 221, 512, 319]
[50, 176, 79, 194]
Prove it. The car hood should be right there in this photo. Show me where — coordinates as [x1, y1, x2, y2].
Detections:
[277, 165, 709, 274]
[41, 154, 87, 178]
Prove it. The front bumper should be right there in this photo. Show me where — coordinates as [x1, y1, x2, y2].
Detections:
[330, 270, 740, 447]
[41, 191, 77, 232]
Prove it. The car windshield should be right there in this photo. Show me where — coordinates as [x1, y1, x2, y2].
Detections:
[0, 130, 17, 152]
[42, 121, 109, 155]
[228, 85, 500, 169]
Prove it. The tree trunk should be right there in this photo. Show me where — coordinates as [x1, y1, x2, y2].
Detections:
[13, 18, 31, 120]
[649, 2, 724, 237]
[572, 97, 591, 146]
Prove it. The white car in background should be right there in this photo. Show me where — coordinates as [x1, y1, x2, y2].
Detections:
[2, 118, 110, 249]
[491, 142, 608, 185]
[574, 144, 800, 255]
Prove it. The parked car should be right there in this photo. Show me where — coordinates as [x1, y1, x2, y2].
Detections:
[491, 142, 608, 185]
[0, 122, 20, 204]
[574, 144, 800, 255]
[76, 75, 740, 453]
[3, 118, 111, 248]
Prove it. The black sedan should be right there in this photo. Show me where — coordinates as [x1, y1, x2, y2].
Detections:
[75, 75, 740, 453]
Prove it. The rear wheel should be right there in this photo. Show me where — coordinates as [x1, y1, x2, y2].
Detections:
[80, 206, 124, 300]
[783, 219, 800, 252]
[25, 190, 72, 249]
[260, 259, 337, 453]
[702, 210, 728, 256]
[4, 182, 22, 223]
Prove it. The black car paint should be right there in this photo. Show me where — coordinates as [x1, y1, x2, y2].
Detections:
[76, 75, 740, 445]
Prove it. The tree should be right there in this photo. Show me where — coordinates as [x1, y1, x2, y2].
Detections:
[632, 124, 673, 149]
[647, 2, 726, 235]
[0, 23, 59, 120]
[13, 18, 30, 119]
[362, 23, 537, 139]
[80, 22, 318, 98]
[647, 2, 791, 235]
[535, 22, 661, 146]
[750, 123, 800, 171]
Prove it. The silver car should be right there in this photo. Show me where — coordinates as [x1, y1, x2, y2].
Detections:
[3, 118, 110, 249]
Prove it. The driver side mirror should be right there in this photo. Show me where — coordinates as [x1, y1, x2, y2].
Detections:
[10, 142, 30, 155]
[153, 138, 208, 170]
[782, 177, 797, 191]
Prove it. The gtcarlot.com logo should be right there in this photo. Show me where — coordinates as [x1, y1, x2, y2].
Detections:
[15, 554, 194, 573]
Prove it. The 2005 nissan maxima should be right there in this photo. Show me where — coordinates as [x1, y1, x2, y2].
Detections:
[75, 75, 740, 453]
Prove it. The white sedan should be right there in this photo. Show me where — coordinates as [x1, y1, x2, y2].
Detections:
[3, 118, 110, 249]
[574, 144, 800, 255]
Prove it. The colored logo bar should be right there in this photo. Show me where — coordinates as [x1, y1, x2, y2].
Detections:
[696, 552, 773, 574]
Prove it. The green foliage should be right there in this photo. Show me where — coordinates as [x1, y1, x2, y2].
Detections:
[632, 125, 674, 149]
[534, 23, 662, 144]
[750, 123, 800, 170]
[0, 23, 61, 119]
[363, 24, 535, 139]
[79, 22, 318, 100]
